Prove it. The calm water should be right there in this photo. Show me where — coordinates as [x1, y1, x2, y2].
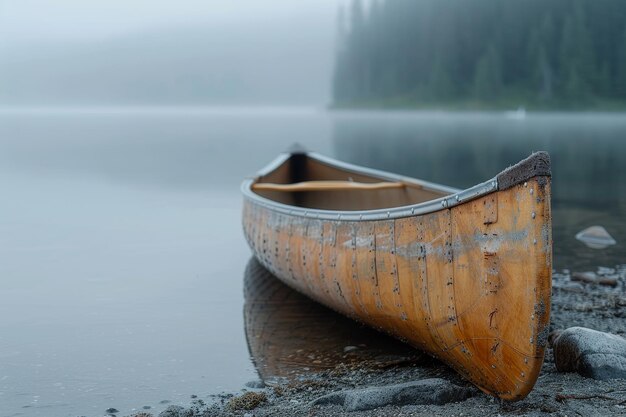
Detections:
[1, 108, 624, 417]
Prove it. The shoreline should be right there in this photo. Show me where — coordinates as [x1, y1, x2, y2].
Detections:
[329, 97, 626, 113]
[128, 264, 625, 416]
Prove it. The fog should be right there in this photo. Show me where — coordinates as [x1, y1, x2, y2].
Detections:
[0, 0, 345, 106]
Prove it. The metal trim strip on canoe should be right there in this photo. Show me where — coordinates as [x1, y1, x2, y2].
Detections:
[241, 152, 498, 221]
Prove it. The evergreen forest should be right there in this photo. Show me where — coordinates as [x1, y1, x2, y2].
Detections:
[333, 0, 626, 109]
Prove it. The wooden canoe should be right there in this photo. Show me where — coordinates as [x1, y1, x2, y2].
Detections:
[241, 150, 552, 401]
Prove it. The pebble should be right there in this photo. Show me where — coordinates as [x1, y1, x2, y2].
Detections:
[553, 327, 626, 380]
[343, 345, 358, 353]
[572, 271, 598, 283]
[158, 405, 190, 417]
[571, 271, 618, 286]
[574, 302, 593, 312]
[309, 378, 474, 411]
[552, 282, 585, 293]
[105, 408, 119, 414]
[245, 380, 266, 389]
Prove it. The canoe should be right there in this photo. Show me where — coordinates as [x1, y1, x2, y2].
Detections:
[241, 149, 552, 401]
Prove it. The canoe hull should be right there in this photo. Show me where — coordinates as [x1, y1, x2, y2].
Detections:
[242, 158, 551, 401]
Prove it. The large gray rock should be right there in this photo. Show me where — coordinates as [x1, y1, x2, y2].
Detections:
[575, 226, 616, 249]
[553, 327, 626, 380]
[309, 378, 473, 411]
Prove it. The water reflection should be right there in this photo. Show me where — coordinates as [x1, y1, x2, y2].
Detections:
[243, 257, 425, 383]
[332, 112, 626, 270]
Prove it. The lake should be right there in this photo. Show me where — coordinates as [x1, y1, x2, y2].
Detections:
[1, 108, 624, 417]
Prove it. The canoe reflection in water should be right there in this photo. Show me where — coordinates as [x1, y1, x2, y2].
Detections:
[243, 257, 427, 383]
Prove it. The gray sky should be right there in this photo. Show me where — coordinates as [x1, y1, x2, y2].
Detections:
[0, 0, 349, 105]
[0, 0, 345, 44]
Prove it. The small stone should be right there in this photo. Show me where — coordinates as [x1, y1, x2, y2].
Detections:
[142, 405, 151, 409]
[598, 266, 616, 275]
[553, 282, 585, 293]
[572, 271, 618, 286]
[158, 405, 187, 417]
[309, 378, 474, 411]
[343, 345, 358, 353]
[597, 275, 619, 287]
[106, 408, 119, 414]
[575, 226, 616, 249]
[564, 282, 585, 292]
[574, 302, 593, 312]
[553, 327, 626, 380]
[245, 380, 266, 389]
[572, 271, 598, 283]
[159, 400, 171, 404]
[190, 395, 197, 399]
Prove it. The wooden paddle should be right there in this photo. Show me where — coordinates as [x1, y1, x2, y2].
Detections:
[252, 180, 405, 192]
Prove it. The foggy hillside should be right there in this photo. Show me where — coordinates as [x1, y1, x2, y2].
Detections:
[0, 12, 335, 107]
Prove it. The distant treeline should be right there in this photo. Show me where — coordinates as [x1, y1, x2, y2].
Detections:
[333, 0, 626, 109]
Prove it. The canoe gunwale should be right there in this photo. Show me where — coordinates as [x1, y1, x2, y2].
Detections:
[241, 151, 550, 222]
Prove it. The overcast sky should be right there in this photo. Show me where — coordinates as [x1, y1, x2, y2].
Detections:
[0, 0, 346, 45]
[0, 0, 350, 106]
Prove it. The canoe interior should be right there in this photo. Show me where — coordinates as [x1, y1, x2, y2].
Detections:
[252, 153, 449, 211]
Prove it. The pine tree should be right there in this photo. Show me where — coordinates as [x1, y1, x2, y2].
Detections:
[617, 27, 626, 98]
[527, 14, 555, 101]
[473, 44, 502, 100]
[558, 1, 595, 100]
